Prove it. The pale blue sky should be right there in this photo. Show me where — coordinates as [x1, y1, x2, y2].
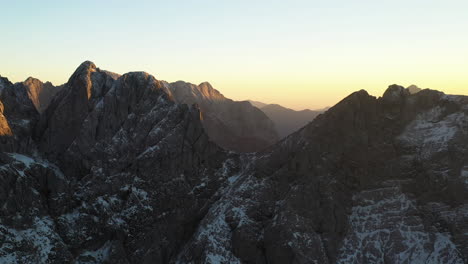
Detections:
[1, 0, 467, 109]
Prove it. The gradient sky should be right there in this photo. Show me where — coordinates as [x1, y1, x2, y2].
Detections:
[1, 0, 467, 110]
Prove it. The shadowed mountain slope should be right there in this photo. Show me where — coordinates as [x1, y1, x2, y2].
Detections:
[248, 100, 325, 138]
[0, 63, 466, 263]
[19, 77, 63, 113]
[259, 103, 323, 138]
[165, 81, 279, 152]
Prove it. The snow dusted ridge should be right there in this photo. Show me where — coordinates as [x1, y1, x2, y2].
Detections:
[0, 152, 71, 263]
[0, 62, 467, 263]
[0, 217, 65, 264]
[337, 182, 463, 263]
[176, 155, 258, 263]
[398, 105, 468, 159]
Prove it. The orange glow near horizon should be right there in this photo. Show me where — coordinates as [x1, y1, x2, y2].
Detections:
[1, 1, 467, 110]
[2, 61, 467, 111]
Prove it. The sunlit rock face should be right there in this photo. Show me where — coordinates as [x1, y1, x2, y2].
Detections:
[0, 63, 467, 263]
[0, 76, 38, 152]
[19, 77, 63, 113]
[0, 101, 13, 136]
[407, 84, 423, 94]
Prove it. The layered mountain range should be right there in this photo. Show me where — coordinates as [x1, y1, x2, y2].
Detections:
[0, 62, 467, 263]
[249, 101, 324, 138]
[164, 82, 278, 152]
[250, 84, 421, 138]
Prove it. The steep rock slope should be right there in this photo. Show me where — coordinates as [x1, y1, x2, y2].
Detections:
[0, 62, 238, 263]
[0, 61, 467, 264]
[0, 76, 38, 152]
[258, 103, 323, 138]
[19, 77, 63, 113]
[165, 81, 279, 152]
[176, 85, 468, 263]
[248, 100, 268, 109]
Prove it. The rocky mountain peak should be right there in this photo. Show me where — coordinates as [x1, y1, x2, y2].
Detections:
[67, 60, 98, 100]
[1, 62, 466, 263]
[333, 89, 374, 109]
[75, 60, 97, 72]
[0, 101, 13, 136]
[166, 80, 278, 152]
[21, 77, 62, 113]
[383, 84, 408, 96]
[406, 84, 423, 94]
[0, 77, 38, 152]
[0, 75, 12, 91]
[24, 76, 41, 84]
[36, 61, 118, 156]
[198, 81, 213, 89]
[382, 84, 410, 104]
[198, 81, 225, 101]
[168, 81, 226, 104]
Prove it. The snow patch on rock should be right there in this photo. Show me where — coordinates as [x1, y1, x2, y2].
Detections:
[337, 185, 463, 263]
[0, 217, 63, 264]
[76, 241, 112, 263]
[398, 107, 466, 158]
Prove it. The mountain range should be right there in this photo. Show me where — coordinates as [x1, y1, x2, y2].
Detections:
[0, 62, 466, 263]
[248, 101, 325, 138]
[163, 81, 278, 152]
[249, 84, 422, 139]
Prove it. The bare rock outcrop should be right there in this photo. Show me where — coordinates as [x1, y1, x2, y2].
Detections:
[20, 77, 63, 113]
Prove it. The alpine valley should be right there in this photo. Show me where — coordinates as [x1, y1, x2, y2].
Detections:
[0, 62, 467, 263]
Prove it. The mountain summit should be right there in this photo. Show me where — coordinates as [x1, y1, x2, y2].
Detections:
[0, 62, 466, 263]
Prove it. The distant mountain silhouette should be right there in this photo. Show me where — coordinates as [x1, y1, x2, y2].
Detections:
[248, 99, 268, 109]
[165, 82, 279, 152]
[407, 84, 423, 94]
[248, 100, 325, 138]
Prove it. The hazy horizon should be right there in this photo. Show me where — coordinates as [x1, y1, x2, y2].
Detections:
[2, 0, 467, 110]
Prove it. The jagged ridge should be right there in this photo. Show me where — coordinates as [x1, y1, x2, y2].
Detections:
[0, 63, 466, 263]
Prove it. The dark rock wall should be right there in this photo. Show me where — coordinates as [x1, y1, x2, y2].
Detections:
[0, 64, 466, 263]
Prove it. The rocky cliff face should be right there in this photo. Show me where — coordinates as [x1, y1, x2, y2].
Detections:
[20, 77, 63, 113]
[0, 76, 38, 152]
[165, 81, 279, 152]
[1, 62, 234, 263]
[176, 85, 468, 263]
[0, 63, 466, 264]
